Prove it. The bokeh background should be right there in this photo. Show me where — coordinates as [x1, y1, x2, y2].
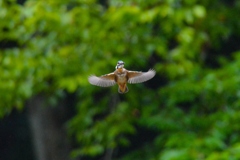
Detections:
[1, 0, 240, 160]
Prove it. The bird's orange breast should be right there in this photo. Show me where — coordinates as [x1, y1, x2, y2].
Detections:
[116, 76, 127, 83]
[115, 68, 128, 84]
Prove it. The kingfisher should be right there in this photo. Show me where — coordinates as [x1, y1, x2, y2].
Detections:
[88, 60, 156, 94]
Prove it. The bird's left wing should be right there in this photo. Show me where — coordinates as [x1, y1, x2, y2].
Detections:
[88, 72, 116, 87]
[127, 69, 156, 84]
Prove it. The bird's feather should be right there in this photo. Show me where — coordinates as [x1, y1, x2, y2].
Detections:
[127, 69, 156, 84]
[88, 73, 116, 87]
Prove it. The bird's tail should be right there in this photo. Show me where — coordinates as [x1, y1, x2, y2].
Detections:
[118, 85, 129, 94]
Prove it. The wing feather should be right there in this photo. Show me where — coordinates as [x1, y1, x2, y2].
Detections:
[88, 73, 116, 87]
[128, 69, 156, 84]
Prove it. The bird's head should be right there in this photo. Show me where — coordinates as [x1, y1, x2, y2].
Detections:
[116, 60, 124, 69]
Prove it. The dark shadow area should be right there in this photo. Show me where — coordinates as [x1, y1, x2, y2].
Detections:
[0, 109, 35, 160]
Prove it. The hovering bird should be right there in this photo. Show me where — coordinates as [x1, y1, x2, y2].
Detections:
[88, 60, 156, 94]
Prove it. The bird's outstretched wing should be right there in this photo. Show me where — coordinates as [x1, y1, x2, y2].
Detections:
[127, 69, 156, 84]
[88, 73, 116, 87]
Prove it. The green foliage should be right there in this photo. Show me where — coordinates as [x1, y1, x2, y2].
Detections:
[1, 0, 240, 159]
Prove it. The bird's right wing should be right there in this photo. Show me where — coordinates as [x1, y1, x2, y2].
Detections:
[88, 72, 116, 87]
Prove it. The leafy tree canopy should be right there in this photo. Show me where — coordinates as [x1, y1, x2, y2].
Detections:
[1, 0, 240, 159]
